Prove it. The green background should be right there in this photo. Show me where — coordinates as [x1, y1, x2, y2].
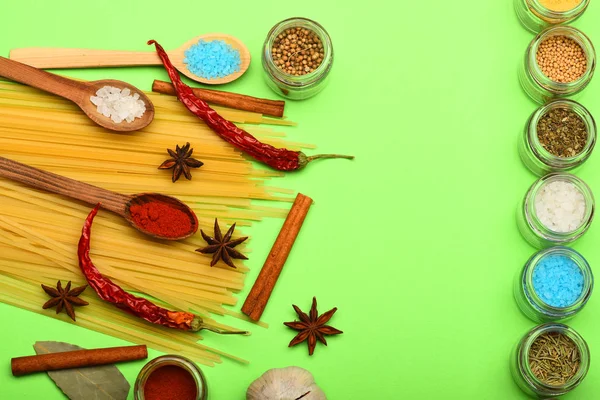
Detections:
[1, 0, 600, 398]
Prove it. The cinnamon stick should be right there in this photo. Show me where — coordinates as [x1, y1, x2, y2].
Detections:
[242, 193, 313, 321]
[11, 345, 147, 376]
[152, 80, 285, 118]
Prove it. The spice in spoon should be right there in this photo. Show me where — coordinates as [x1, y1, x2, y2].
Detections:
[129, 202, 192, 239]
[529, 331, 580, 385]
[537, 108, 587, 158]
[148, 40, 354, 171]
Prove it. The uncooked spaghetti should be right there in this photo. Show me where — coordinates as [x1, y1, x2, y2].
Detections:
[0, 80, 312, 365]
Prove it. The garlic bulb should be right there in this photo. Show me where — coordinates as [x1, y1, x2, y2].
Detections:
[246, 367, 326, 400]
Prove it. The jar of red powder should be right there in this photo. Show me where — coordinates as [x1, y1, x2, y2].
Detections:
[134, 355, 207, 400]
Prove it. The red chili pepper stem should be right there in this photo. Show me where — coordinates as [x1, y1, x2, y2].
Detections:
[298, 153, 355, 169]
[190, 317, 250, 335]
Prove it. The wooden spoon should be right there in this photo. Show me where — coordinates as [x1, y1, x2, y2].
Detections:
[9, 33, 251, 85]
[0, 156, 198, 241]
[0, 56, 154, 132]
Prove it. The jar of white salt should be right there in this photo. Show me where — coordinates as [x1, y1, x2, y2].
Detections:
[517, 173, 594, 248]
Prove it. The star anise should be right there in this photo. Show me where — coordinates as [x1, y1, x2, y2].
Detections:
[284, 297, 343, 356]
[41, 280, 89, 321]
[158, 142, 204, 183]
[196, 218, 248, 268]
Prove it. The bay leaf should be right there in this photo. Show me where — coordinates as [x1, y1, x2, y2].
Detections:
[34, 341, 130, 400]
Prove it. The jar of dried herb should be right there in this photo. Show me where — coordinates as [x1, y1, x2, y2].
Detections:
[262, 17, 333, 100]
[515, 246, 593, 323]
[519, 26, 596, 104]
[517, 173, 595, 248]
[511, 323, 590, 397]
[514, 0, 590, 33]
[519, 99, 596, 176]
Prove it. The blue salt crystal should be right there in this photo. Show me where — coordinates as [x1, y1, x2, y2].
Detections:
[532, 254, 584, 308]
[183, 39, 241, 80]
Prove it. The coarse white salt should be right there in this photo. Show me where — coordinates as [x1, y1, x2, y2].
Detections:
[535, 180, 586, 233]
[90, 86, 146, 123]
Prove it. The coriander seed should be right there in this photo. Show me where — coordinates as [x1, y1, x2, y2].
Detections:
[536, 35, 587, 83]
[271, 27, 325, 76]
[262, 17, 334, 100]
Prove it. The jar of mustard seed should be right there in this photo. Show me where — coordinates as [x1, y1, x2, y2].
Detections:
[519, 99, 596, 176]
[262, 17, 333, 100]
[514, 246, 593, 323]
[134, 355, 207, 400]
[519, 26, 596, 104]
[510, 323, 590, 398]
[517, 173, 595, 249]
[514, 0, 590, 33]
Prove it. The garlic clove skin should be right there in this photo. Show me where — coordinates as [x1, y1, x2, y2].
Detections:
[246, 366, 326, 400]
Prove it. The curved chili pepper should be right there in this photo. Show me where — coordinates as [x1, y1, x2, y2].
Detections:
[78, 204, 248, 335]
[148, 40, 353, 171]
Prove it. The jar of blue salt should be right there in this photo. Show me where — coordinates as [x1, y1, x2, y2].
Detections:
[515, 246, 593, 322]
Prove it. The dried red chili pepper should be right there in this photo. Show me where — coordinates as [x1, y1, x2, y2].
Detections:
[78, 204, 248, 335]
[148, 40, 354, 171]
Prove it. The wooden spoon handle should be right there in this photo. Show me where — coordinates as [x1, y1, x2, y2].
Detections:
[0, 156, 130, 216]
[0, 56, 84, 103]
[9, 48, 163, 69]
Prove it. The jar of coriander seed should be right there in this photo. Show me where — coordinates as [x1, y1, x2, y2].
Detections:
[514, 246, 593, 323]
[262, 17, 333, 100]
[517, 173, 595, 249]
[514, 0, 590, 33]
[519, 99, 596, 176]
[511, 323, 590, 398]
[519, 26, 596, 104]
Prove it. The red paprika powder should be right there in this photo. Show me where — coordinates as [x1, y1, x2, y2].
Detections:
[144, 365, 197, 400]
[129, 202, 192, 239]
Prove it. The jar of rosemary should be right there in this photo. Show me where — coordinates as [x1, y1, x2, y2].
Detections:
[514, 0, 590, 33]
[514, 247, 593, 323]
[511, 323, 589, 397]
[519, 99, 596, 176]
[517, 173, 595, 249]
[262, 17, 333, 100]
[519, 26, 596, 104]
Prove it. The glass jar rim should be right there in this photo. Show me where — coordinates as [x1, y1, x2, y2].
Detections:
[263, 17, 333, 88]
[524, 172, 595, 242]
[134, 355, 207, 400]
[528, 0, 590, 19]
[527, 26, 596, 93]
[518, 323, 590, 392]
[523, 246, 593, 315]
[527, 99, 597, 167]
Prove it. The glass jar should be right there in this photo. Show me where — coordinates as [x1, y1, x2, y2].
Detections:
[519, 99, 596, 176]
[514, 0, 590, 33]
[519, 26, 596, 104]
[134, 355, 207, 400]
[510, 323, 590, 398]
[514, 246, 593, 322]
[517, 173, 595, 248]
[262, 17, 333, 100]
